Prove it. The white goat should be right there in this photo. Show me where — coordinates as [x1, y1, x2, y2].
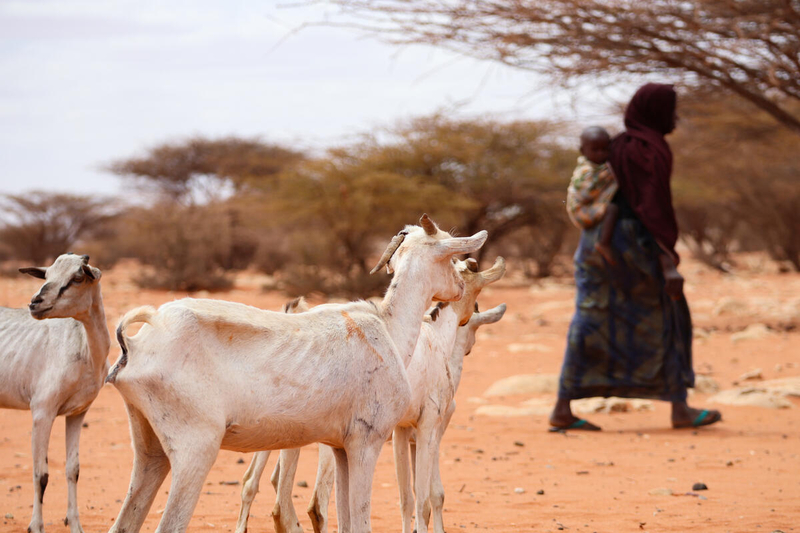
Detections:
[106, 215, 487, 533]
[407, 301, 507, 533]
[0, 254, 110, 533]
[235, 257, 506, 533]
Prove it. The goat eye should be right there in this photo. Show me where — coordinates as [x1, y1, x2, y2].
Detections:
[73, 275, 85, 283]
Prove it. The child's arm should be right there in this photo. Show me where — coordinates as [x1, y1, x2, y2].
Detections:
[658, 249, 684, 300]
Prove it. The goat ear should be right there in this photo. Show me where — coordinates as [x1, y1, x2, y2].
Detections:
[19, 267, 47, 279]
[435, 230, 488, 259]
[82, 264, 101, 280]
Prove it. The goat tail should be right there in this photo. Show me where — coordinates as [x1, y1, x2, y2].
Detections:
[106, 306, 156, 384]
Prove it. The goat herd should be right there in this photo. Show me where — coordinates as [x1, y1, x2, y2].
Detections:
[1, 214, 509, 533]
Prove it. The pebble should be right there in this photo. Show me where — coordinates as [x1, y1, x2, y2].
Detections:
[692, 482, 708, 491]
[237, 458, 245, 464]
[514, 441, 525, 447]
[649, 487, 674, 496]
[297, 480, 308, 488]
[537, 489, 545, 495]
[514, 487, 525, 494]
[4, 513, 12, 519]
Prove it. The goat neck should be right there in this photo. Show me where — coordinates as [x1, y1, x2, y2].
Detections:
[379, 261, 435, 368]
[78, 283, 111, 381]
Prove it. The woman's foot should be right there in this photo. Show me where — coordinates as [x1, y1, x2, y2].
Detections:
[594, 242, 616, 265]
[671, 402, 722, 429]
[549, 399, 601, 431]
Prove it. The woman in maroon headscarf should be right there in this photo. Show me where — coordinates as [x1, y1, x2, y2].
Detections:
[549, 83, 722, 431]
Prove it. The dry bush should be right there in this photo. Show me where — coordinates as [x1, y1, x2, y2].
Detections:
[115, 204, 236, 291]
[0, 192, 117, 264]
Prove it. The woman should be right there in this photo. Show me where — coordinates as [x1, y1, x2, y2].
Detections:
[549, 83, 722, 431]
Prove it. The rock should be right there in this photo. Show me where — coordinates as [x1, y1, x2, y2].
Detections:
[692, 375, 721, 394]
[709, 388, 792, 409]
[236, 458, 245, 464]
[738, 368, 764, 381]
[648, 487, 674, 496]
[514, 441, 525, 447]
[467, 396, 489, 405]
[537, 489, 545, 495]
[573, 397, 654, 414]
[483, 374, 559, 396]
[692, 482, 708, 491]
[731, 324, 772, 343]
[297, 480, 308, 488]
[218, 480, 239, 486]
[713, 297, 749, 317]
[475, 405, 546, 417]
[507, 343, 553, 353]
[760, 377, 800, 397]
[4, 513, 12, 519]
[514, 487, 525, 494]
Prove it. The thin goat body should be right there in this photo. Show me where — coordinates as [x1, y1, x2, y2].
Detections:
[415, 302, 507, 533]
[261, 258, 506, 533]
[0, 254, 110, 533]
[392, 257, 506, 533]
[107, 215, 487, 533]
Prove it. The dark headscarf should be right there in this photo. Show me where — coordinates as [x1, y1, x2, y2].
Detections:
[609, 83, 680, 262]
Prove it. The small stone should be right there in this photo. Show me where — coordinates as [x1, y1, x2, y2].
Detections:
[4, 513, 13, 519]
[726, 461, 734, 467]
[514, 487, 525, 494]
[649, 487, 674, 496]
[537, 489, 545, 495]
[514, 441, 525, 447]
[218, 480, 239, 486]
[82, 422, 89, 428]
[237, 458, 245, 464]
[297, 480, 308, 488]
[692, 482, 708, 491]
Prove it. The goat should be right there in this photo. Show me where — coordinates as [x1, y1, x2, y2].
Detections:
[235, 257, 505, 533]
[0, 254, 110, 533]
[106, 214, 487, 533]
[411, 302, 508, 533]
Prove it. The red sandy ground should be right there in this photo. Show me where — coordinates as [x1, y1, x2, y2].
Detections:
[1, 255, 798, 533]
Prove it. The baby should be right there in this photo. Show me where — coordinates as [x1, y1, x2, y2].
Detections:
[566, 126, 619, 264]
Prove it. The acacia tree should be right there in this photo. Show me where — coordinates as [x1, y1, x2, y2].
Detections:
[671, 91, 800, 270]
[329, 0, 800, 135]
[0, 192, 117, 264]
[107, 136, 305, 204]
[351, 115, 575, 264]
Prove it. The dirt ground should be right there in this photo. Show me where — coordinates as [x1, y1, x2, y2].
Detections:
[1, 253, 799, 533]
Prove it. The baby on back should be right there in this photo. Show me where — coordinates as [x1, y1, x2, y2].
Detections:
[566, 126, 619, 264]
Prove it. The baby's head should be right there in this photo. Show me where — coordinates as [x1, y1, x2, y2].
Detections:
[580, 126, 611, 165]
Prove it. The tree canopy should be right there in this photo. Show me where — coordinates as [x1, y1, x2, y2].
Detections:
[329, 0, 800, 134]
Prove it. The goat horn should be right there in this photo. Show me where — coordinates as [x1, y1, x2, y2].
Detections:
[466, 258, 479, 272]
[420, 213, 437, 236]
[369, 233, 406, 275]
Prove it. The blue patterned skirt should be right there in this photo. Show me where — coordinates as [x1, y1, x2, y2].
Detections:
[558, 218, 694, 402]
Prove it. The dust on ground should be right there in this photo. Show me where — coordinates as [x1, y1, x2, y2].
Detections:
[1, 254, 798, 533]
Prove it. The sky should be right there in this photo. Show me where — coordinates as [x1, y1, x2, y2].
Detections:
[0, 0, 625, 197]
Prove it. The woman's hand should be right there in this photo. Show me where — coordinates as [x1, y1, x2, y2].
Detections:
[658, 253, 684, 300]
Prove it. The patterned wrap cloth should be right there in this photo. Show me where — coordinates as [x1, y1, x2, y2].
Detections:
[566, 156, 618, 230]
[558, 217, 695, 402]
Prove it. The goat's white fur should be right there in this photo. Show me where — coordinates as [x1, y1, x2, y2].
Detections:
[107, 217, 487, 533]
[0, 254, 110, 533]
[235, 259, 506, 533]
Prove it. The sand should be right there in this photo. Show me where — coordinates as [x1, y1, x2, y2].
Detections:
[1, 255, 798, 533]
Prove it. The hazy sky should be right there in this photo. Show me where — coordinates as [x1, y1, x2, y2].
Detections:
[0, 1, 623, 196]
